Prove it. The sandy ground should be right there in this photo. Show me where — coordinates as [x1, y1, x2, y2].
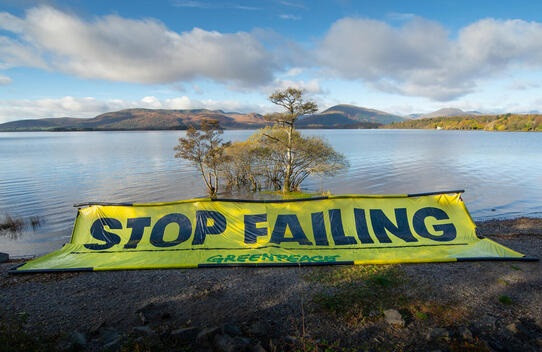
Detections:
[1, 218, 541, 351]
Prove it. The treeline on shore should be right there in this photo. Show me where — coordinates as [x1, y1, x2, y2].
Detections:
[385, 114, 542, 131]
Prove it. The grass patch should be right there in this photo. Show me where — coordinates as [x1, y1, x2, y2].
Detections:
[0, 314, 57, 352]
[414, 311, 428, 320]
[498, 295, 513, 305]
[407, 301, 468, 326]
[306, 264, 398, 286]
[309, 265, 407, 323]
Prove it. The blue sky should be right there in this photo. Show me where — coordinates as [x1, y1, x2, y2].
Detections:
[1, 0, 542, 122]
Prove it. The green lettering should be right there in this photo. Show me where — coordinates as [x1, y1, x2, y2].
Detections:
[224, 254, 236, 263]
[261, 253, 274, 261]
[206, 254, 224, 263]
[287, 254, 300, 262]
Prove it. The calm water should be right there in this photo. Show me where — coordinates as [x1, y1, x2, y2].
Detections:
[1, 130, 541, 256]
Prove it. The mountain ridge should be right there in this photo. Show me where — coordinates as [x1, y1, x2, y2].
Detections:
[0, 105, 406, 131]
[297, 104, 406, 128]
[409, 107, 483, 119]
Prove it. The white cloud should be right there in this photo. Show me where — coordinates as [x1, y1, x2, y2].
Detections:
[172, 1, 261, 10]
[272, 78, 322, 94]
[141, 96, 163, 108]
[318, 17, 542, 101]
[279, 1, 306, 9]
[279, 14, 301, 21]
[0, 96, 267, 123]
[0, 74, 12, 85]
[283, 67, 304, 77]
[0, 36, 46, 69]
[0, 6, 275, 86]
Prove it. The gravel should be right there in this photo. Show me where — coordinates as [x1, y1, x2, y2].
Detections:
[1, 218, 541, 351]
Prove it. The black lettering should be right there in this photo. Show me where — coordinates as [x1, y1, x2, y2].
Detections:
[311, 212, 329, 246]
[85, 217, 122, 250]
[192, 211, 227, 245]
[124, 217, 151, 249]
[329, 209, 357, 245]
[150, 213, 192, 247]
[269, 214, 312, 245]
[354, 208, 374, 244]
[413, 207, 457, 241]
[244, 214, 267, 244]
[370, 208, 417, 243]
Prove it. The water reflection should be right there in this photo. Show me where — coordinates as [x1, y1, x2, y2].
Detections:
[0, 214, 43, 240]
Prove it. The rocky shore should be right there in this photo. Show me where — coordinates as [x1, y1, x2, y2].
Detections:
[1, 218, 541, 351]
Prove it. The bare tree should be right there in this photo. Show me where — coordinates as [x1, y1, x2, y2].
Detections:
[174, 119, 230, 198]
[265, 87, 318, 192]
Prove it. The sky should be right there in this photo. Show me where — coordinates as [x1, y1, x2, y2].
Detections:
[1, 0, 542, 123]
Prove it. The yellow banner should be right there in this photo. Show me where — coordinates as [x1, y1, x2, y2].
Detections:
[12, 192, 528, 273]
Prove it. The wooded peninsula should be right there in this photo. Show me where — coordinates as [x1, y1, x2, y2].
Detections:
[385, 114, 542, 131]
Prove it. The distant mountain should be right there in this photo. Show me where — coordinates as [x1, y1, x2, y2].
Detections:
[412, 108, 483, 119]
[0, 108, 267, 131]
[297, 104, 406, 128]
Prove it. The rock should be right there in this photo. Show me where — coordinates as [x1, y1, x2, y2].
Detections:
[383, 309, 405, 327]
[477, 315, 497, 330]
[88, 320, 105, 336]
[213, 334, 237, 352]
[132, 326, 155, 336]
[0, 252, 8, 263]
[138, 311, 148, 325]
[135, 302, 172, 325]
[425, 328, 450, 342]
[170, 327, 200, 342]
[196, 326, 221, 346]
[249, 343, 268, 352]
[506, 323, 518, 334]
[100, 327, 121, 351]
[458, 327, 473, 341]
[247, 321, 269, 336]
[222, 323, 242, 336]
[488, 340, 505, 351]
[284, 335, 298, 344]
[69, 331, 87, 348]
[103, 336, 121, 351]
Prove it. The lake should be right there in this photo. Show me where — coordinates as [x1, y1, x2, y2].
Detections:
[1, 129, 541, 257]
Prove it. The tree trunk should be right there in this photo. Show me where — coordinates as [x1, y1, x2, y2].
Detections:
[283, 123, 293, 192]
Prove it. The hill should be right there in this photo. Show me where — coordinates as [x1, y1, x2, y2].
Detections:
[0, 109, 267, 131]
[297, 104, 406, 128]
[385, 114, 542, 131]
[410, 108, 482, 119]
[0, 105, 407, 131]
